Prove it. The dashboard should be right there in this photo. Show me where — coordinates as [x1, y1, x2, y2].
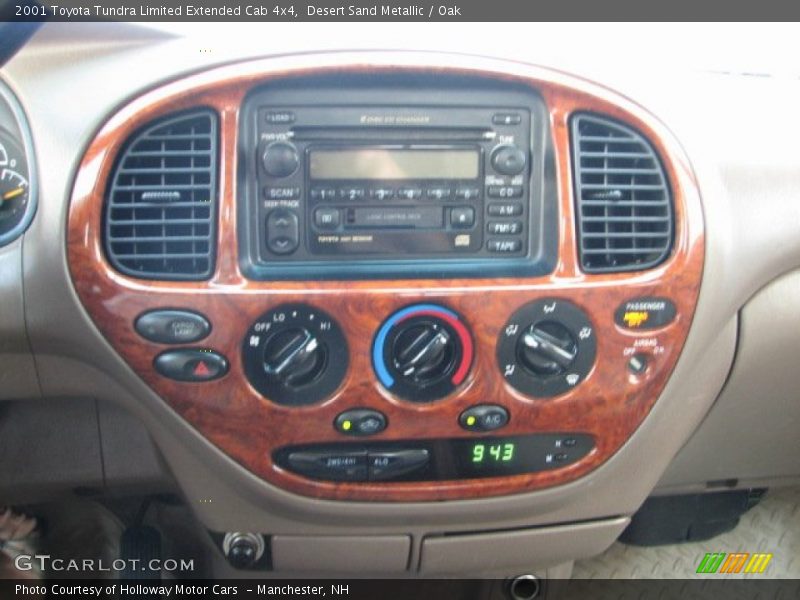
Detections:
[2, 23, 800, 578]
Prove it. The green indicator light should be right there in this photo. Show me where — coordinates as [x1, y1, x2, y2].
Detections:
[342, 420, 352, 431]
[466, 415, 477, 426]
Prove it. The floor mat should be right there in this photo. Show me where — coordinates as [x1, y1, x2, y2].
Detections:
[572, 486, 800, 579]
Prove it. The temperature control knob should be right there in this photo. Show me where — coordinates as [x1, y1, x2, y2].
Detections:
[374, 304, 473, 402]
[498, 299, 596, 398]
[243, 304, 347, 406]
[262, 141, 299, 178]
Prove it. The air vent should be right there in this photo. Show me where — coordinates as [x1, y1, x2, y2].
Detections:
[571, 114, 673, 273]
[105, 110, 218, 280]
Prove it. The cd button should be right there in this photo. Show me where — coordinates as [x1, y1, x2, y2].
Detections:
[426, 187, 452, 200]
[455, 187, 481, 200]
[488, 203, 523, 217]
[450, 207, 475, 228]
[339, 187, 365, 201]
[397, 187, 422, 200]
[314, 208, 340, 229]
[369, 187, 395, 200]
[310, 187, 337, 201]
[487, 185, 523, 199]
[488, 221, 523, 235]
[488, 239, 522, 253]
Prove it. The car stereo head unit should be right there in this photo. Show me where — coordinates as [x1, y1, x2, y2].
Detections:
[238, 76, 558, 280]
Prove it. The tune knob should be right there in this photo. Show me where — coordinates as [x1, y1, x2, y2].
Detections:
[374, 304, 474, 402]
[263, 327, 325, 387]
[242, 305, 348, 406]
[262, 141, 299, 178]
[497, 299, 596, 398]
[518, 321, 578, 377]
[491, 145, 528, 176]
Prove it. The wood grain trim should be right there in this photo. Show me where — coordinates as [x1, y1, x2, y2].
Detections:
[67, 52, 704, 502]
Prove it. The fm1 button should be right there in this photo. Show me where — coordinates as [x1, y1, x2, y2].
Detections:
[334, 409, 387, 436]
[154, 349, 228, 382]
[460, 404, 509, 432]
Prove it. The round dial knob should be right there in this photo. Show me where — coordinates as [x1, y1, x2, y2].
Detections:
[373, 304, 474, 402]
[497, 299, 596, 398]
[263, 327, 325, 387]
[242, 305, 348, 406]
[262, 141, 299, 178]
[491, 145, 528, 176]
[517, 321, 578, 377]
[391, 321, 454, 385]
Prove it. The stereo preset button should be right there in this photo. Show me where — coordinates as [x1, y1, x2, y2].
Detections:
[266, 209, 299, 255]
[426, 187, 452, 200]
[135, 310, 211, 344]
[310, 187, 337, 201]
[264, 186, 301, 200]
[368, 449, 430, 481]
[488, 203, 523, 217]
[370, 188, 394, 200]
[339, 188, 365, 201]
[455, 187, 481, 200]
[286, 451, 367, 482]
[488, 185, 524, 199]
[450, 207, 475, 228]
[397, 187, 422, 200]
[334, 409, 387, 436]
[488, 221, 523, 235]
[314, 208, 340, 229]
[459, 405, 509, 432]
[492, 113, 522, 125]
[154, 349, 228, 382]
[488, 239, 522, 253]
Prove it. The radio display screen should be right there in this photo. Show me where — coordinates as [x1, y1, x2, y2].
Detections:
[309, 148, 479, 180]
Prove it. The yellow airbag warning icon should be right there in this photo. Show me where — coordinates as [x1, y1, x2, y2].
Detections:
[623, 311, 649, 328]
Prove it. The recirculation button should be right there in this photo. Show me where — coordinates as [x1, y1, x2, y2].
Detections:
[334, 409, 387, 436]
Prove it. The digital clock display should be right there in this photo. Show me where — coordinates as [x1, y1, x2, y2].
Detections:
[471, 442, 516, 464]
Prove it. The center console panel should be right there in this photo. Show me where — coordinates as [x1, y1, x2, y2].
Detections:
[66, 54, 704, 503]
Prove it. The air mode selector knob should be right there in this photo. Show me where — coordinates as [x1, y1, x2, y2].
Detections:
[518, 321, 578, 377]
[491, 145, 528, 176]
[243, 304, 348, 406]
[373, 304, 474, 403]
[497, 299, 596, 398]
[262, 141, 299, 178]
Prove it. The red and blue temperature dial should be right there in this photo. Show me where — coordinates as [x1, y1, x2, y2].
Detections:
[372, 303, 474, 402]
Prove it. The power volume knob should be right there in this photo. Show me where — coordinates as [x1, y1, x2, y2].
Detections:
[518, 322, 578, 377]
[262, 141, 299, 178]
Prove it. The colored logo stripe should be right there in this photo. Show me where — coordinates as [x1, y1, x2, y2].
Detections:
[696, 552, 773, 574]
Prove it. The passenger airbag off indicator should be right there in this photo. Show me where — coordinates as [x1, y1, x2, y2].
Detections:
[615, 297, 677, 331]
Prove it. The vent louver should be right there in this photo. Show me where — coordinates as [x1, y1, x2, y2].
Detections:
[105, 110, 218, 280]
[571, 114, 673, 273]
